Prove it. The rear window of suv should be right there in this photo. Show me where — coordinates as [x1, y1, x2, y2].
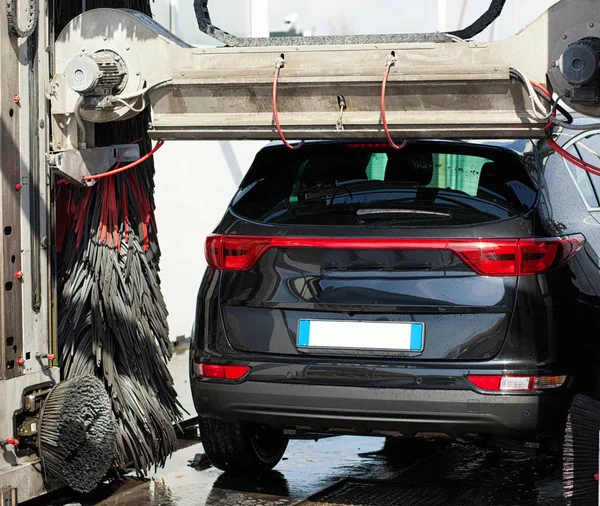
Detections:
[231, 143, 537, 227]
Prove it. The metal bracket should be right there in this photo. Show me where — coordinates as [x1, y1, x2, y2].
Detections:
[0, 486, 17, 506]
[336, 95, 347, 132]
[48, 145, 141, 187]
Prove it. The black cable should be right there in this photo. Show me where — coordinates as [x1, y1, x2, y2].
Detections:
[509, 70, 600, 132]
[450, 0, 507, 40]
[509, 69, 575, 126]
[533, 89, 574, 125]
[533, 142, 544, 194]
[550, 116, 600, 131]
[6, 0, 39, 38]
[509, 68, 551, 121]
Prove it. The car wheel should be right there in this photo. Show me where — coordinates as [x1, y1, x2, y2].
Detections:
[199, 418, 289, 473]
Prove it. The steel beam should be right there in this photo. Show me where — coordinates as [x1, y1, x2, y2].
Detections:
[50, 0, 600, 150]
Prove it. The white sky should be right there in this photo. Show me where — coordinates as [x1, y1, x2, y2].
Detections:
[266, 1, 558, 39]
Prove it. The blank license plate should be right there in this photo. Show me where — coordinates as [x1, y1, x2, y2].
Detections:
[297, 320, 424, 352]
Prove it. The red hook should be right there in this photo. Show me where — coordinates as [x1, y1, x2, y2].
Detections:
[16, 357, 25, 367]
[15, 271, 23, 280]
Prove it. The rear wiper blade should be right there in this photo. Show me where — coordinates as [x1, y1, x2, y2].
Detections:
[357, 208, 452, 219]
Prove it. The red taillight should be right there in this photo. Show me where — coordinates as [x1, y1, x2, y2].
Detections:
[467, 375, 568, 392]
[206, 235, 273, 271]
[452, 236, 585, 276]
[520, 236, 584, 274]
[467, 375, 503, 391]
[205, 235, 222, 269]
[205, 235, 585, 275]
[196, 363, 251, 380]
[452, 240, 519, 276]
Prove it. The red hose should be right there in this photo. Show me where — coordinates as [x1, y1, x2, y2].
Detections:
[272, 65, 304, 150]
[83, 140, 165, 181]
[381, 63, 407, 150]
[530, 80, 600, 175]
[548, 138, 600, 177]
[530, 80, 552, 99]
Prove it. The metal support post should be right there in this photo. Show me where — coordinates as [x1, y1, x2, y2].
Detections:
[0, 0, 55, 501]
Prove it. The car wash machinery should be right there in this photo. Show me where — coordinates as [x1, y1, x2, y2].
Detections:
[2, 0, 600, 502]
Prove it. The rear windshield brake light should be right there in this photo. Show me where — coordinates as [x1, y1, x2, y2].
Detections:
[347, 143, 393, 149]
[205, 235, 585, 276]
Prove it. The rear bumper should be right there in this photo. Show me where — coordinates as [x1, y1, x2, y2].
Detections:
[191, 379, 569, 438]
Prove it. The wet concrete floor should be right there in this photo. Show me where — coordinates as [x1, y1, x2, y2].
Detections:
[26, 434, 567, 506]
[24, 350, 568, 506]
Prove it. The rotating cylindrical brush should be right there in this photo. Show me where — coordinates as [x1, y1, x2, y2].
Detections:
[39, 376, 116, 493]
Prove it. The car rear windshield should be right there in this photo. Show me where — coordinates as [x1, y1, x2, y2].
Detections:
[231, 143, 537, 227]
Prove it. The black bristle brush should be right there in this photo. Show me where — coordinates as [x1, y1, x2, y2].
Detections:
[563, 394, 600, 505]
[51, 0, 182, 487]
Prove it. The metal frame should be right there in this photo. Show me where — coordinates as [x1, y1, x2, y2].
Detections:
[1, 0, 24, 385]
[0, 0, 55, 501]
[49, 0, 599, 152]
[0, 486, 17, 506]
[48, 144, 141, 185]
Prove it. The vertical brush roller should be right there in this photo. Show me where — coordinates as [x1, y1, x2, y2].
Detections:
[53, 0, 182, 480]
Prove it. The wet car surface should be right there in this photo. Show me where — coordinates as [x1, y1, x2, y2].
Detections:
[25, 350, 567, 506]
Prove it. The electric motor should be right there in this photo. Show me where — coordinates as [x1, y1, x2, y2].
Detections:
[558, 38, 600, 104]
[65, 50, 128, 96]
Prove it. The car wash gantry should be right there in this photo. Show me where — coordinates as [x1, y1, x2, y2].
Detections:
[49, 0, 600, 185]
[2, 0, 600, 504]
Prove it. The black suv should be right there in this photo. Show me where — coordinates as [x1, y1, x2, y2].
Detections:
[191, 135, 600, 473]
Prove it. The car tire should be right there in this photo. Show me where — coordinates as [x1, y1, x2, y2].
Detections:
[199, 418, 289, 474]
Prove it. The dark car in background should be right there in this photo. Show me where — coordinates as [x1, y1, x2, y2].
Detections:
[191, 134, 600, 473]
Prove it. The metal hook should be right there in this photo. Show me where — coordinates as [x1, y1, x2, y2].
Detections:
[336, 95, 347, 131]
